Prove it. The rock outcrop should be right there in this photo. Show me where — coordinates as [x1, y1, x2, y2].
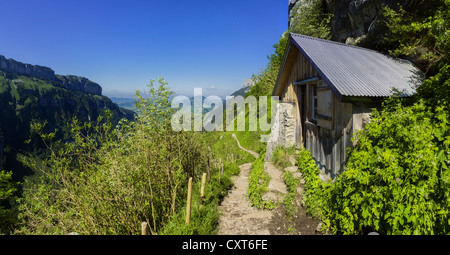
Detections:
[0, 55, 102, 96]
[0, 55, 55, 81]
[0, 55, 135, 169]
[56, 75, 102, 96]
[289, 0, 429, 45]
[231, 78, 255, 97]
[265, 102, 296, 161]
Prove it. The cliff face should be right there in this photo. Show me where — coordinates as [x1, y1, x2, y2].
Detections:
[0, 55, 102, 96]
[0, 56, 135, 167]
[288, 0, 426, 45]
[56, 75, 102, 96]
[0, 55, 55, 80]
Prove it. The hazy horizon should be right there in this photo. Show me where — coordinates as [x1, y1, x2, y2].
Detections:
[0, 0, 287, 99]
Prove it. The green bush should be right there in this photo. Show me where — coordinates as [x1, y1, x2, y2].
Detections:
[327, 99, 450, 235]
[298, 98, 450, 235]
[296, 149, 330, 224]
[16, 78, 209, 235]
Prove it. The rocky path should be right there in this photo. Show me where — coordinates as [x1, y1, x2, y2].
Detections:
[217, 162, 274, 235]
[217, 134, 320, 235]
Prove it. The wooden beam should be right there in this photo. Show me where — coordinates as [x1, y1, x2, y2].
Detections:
[294, 76, 319, 86]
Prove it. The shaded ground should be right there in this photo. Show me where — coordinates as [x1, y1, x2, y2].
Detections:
[217, 135, 321, 235]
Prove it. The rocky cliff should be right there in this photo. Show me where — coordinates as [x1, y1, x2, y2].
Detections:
[56, 75, 102, 96]
[0, 55, 135, 174]
[0, 55, 55, 80]
[0, 55, 102, 96]
[289, 0, 429, 45]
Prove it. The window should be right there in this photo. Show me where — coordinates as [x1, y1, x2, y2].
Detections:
[312, 85, 318, 121]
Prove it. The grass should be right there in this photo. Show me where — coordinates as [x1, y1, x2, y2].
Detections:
[159, 131, 248, 234]
[283, 170, 300, 218]
[159, 158, 240, 235]
[248, 151, 275, 210]
[201, 131, 255, 165]
[271, 146, 296, 169]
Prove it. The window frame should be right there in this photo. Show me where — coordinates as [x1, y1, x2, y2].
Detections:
[311, 84, 318, 122]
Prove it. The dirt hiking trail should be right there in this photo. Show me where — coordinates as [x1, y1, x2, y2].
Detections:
[217, 134, 320, 235]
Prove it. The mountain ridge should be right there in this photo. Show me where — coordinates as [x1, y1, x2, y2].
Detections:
[0, 55, 102, 96]
[0, 55, 135, 179]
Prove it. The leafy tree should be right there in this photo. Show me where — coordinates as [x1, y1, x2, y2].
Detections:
[247, 0, 332, 99]
[246, 37, 288, 98]
[16, 78, 208, 235]
[381, 0, 449, 75]
[289, 0, 333, 40]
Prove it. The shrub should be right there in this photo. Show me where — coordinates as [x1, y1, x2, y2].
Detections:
[296, 149, 331, 224]
[16, 78, 209, 235]
[298, 98, 450, 235]
[327, 99, 450, 235]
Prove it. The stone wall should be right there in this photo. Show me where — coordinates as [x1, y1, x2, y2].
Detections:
[265, 102, 296, 161]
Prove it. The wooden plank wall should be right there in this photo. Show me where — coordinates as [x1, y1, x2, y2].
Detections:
[280, 52, 318, 148]
[279, 50, 353, 177]
[303, 94, 353, 176]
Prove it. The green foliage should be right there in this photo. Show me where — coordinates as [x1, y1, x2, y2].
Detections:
[381, 0, 449, 74]
[160, 160, 240, 235]
[289, 0, 333, 40]
[0, 170, 20, 234]
[283, 170, 300, 218]
[327, 99, 450, 235]
[246, 37, 288, 98]
[202, 131, 255, 165]
[159, 202, 221, 235]
[246, 0, 332, 99]
[297, 98, 450, 235]
[271, 146, 295, 169]
[248, 151, 274, 209]
[16, 78, 209, 235]
[418, 63, 450, 111]
[293, 0, 450, 235]
[296, 149, 331, 225]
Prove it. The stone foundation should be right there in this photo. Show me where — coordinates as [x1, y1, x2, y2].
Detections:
[265, 102, 296, 161]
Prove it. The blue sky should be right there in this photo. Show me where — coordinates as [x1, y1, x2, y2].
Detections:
[0, 0, 287, 98]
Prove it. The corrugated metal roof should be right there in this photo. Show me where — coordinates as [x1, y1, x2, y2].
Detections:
[288, 33, 423, 98]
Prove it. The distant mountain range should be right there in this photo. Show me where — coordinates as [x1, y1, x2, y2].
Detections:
[0, 55, 135, 179]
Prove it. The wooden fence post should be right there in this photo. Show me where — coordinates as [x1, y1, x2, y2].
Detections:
[200, 173, 207, 204]
[141, 222, 150, 235]
[186, 177, 193, 225]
